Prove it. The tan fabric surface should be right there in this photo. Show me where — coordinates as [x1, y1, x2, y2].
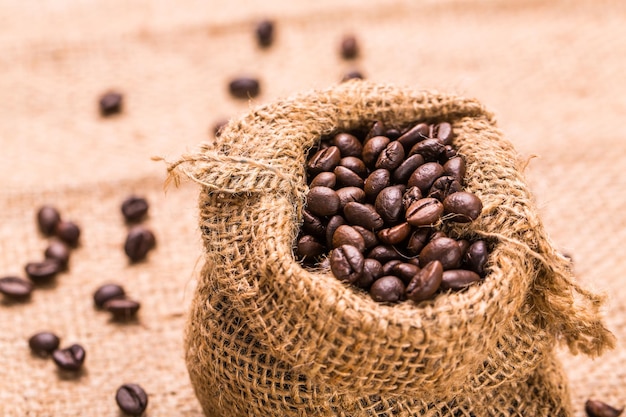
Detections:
[0, 0, 624, 416]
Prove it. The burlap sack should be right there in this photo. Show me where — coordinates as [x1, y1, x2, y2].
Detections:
[169, 81, 615, 417]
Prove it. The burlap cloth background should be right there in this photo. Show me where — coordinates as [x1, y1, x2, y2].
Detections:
[1, 0, 624, 416]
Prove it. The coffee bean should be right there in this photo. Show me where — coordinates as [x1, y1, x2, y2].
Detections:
[408, 162, 445, 194]
[94, 283, 126, 309]
[340, 34, 359, 59]
[354, 258, 383, 290]
[409, 138, 445, 162]
[341, 70, 364, 82]
[385, 128, 401, 140]
[28, 331, 60, 356]
[585, 399, 624, 417]
[116, 383, 149, 416]
[443, 191, 483, 223]
[430, 231, 448, 240]
[307, 186, 340, 217]
[362, 136, 390, 167]
[307, 146, 342, 175]
[52, 344, 86, 371]
[332, 225, 366, 252]
[333, 133, 363, 157]
[397, 123, 429, 150]
[336, 187, 366, 210]
[369, 276, 405, 303]
[363, 169, 391, 200]
[37, 206, 61, 236]
[443, 157, 466, 184]
[392, 262, 420, 285]
[334, 166, 364, 188]
[442, 145, 457, 160]
[302, 209, 326, 237]
[375, 141, 405, 170]
[367, 245, 401, 264]
[104, 298, 141, 320]
[375, 186, 404, 224]
[428, 176, 462, 201]
[310, 172, 337, 188]
[457, 239, 470, 257]
[55, 220, 81, 247]
[365, 121, 386, 142]
[44, 240, 70, 270]
[0, 276, 34, 300]
[352, 225, 379, 249]
[393, 154, 425, 183]
[436, 122, 453, 145]
[330, 245, 364, 283]
[405, 198, 444, 227]
[228, 77, 260, 99]
[406, 228, 431, 255]
[124, 226, 156, 262]
[377, 222, 411, 245]
[406, 260, 443, 301]
[419, 237, 463, 270]
[121, 196, 149, 223]
[325, 215, 346, 248]
[255, 20, 274, 47]
[297, 234, 325, 260]
[440, 269, 481, 290]
[343, 202, 384, 231]
[212, 119, 228, 137]
[25, 260, 60, 282]
[402, 186, 423, 210]
[465, 240, 489, 277]
[382, 259, 402, 276]
[339, 156, 368, 178]
[99, 91, 123, 116]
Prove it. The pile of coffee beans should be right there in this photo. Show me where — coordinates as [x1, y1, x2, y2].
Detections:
[295, 120, 490, 303]
[93, 283, 141, 321]
[121, 196, 156, 263]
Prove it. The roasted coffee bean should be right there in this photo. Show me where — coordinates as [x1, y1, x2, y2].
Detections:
[336, 187, 366, 210]
[441, 269, 481, 290]
[405, 198, 444, 227]
[37, 205, 61, 236]
[28, 331, 60, 356]
[370, 276, 405, 303]
[363, 169, 391, 200]
[393, 154, 425, 183]
[0, 276, 34, 300]
[99, 91, 123, 116]
[307, 146, 341, 175]
[228, 77, 260, 99]
[375, 141, 405, 170]
[255, 20, 274, 47]
[362, 136, 390, 167]
[212, 118, 228, 137]
[52, 344, 86, 371]
[367, 245, 401, 264]
[297, 235, 326, 259]
[377, 222, 411, 245]
[457, 239, 470, 257]
[365, 121, 386, 142]
[385, 128, 401, 140]
[330, 245, 364, 283]
[409, 138, 445, 161]
[382, 260, 403, 276]
[302, 209, 326, 237]
[341, 70, 364, 82]
[443, 191, 483, 223]
[121, 196, 149, 223]
[402, 186, 423, 210]
[442, 145, 457, 160]
[340, 34, 359, 59]
[443, 157, 466, 184]
[355, 258, 383, 290]
[94, 283, 126, 309]
[25, 260, 60, 282]
[408, 162, 445, 194]
[310, 172, 337, 188]
[392, 262, 420, 285]
[116, 383, 149, 416]
[339, 156, 368, 178]
[334, 166, 364, 188]
[428, 176, 462, 201]
[406, 260, 443, 301]
[430, 231, 448, 240]
[332, 225, 366, 252]
[436, 122, 453, 145]
[465, 240, 489, 277]
[55, 220, 80, 247]
[419, 237, 463, 270]
[124, 226, 156, 262]
[406, 228, 431, 255]
[333, 133, 363, 157]
[343, 202, 384, 231]
[306, 187, 340, 217]
[585, 399, 624, 417]
[325, 215, 346, 248]
[397, 123, 429, 150]
[375, 186, 404, 224]
[104, 298, 141, 320]
[407, 257, 421, 267]
[352, 225, 378, 249]
[44, 240, 71, 270]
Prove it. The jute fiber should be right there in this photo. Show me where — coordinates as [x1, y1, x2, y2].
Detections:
[170, 81, 615, 417]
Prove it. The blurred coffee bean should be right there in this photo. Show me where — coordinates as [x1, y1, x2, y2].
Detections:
[457, 239, 470, 257]
[325, 215, 346, 248]
[0, 276, 34, 300]
[375, 141, 405, 170]
[440, 269, 481, 290]
[397, 123, 429, 150]
[55, 220, 81, 247]
[465, 240, 489, 277]
[377, 222, 411, 245]
[352, 225, 378, 249]
[585, 399, 624, 417]
[28, 331, 60, 357]
[340, 34, 359, 59]
[330, 245, 364, 283]
[255, 20, 274, 47]
[419, 237, 463, 270]
[104, 298, 141, 320]
[25, 260, 60, 282]
[332, 225, 366, 252]
[355, 258, 383, 290]
[363, 169, 391, 200]
[365, 121, 386, 142]
[443, 157, 466, 184]
[406, 228, 431, 255]
[306, 187, 340, 217]
[443, 191, 483, 223]
[436, 122, 453, 145]
[124, 226, 156, 262]
[367, 245, 401, 264]
[336, 187, 366, 210]
[310, 172, 337, 188]
[442, 145, 457, 160]
[302, 209, 326, 237]
[121, 196, 149, 223]
[99, 91, 123, 116]
[116, 383, 149, 417]
[334, 166, 364, 188]
[428, 176, 462, 201]
[406, 260, 443, 302]
[392, 262, 420, 285]
[307, 146, 342, 175]
[362, 136, 390, 167]
[228, 77, 260, 99]
[409, 138, 445, 162]
[93, 283, 126, 309]
[405, 198, 444, 227]
[343, 202, 384, 231]
[393, 154, 425, 183]
[37, 206, 61, 236]
[375, 186, 404, 224]
[341, 70, 364, 82]
[212, 119, 228, 137]
[333, 133, 363, 157]
[370, 276, 405, 303]
[385, 128, 401, 140]
[52, 344, 86, 371]
[408, 162, 445, 194]
[44, 240, 70, 270]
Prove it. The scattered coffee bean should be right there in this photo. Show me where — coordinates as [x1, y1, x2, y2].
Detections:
[93, 283, 126, 309]
[341, 70, 364, 83]
[340, 34, 359, 59]
[0, 276, 34, 300]
[255, 20, 274, 48]
[124, 226, 156, 262]
[104, 298, 141, 320]
[121, 196, 149, 223]
[330, 244, 364, 283]
[37, 206, 61, 236]
[369, 276, 405, 303]
[116, 383, 149, 416]
[44, 240, 70, 270]
[55, 220, 81, 247]
[406, 260, 443, 302]
[99, 91, 123, 116]
[228, 77, 260, 99]
[585, 399, 624, 417]
[28, 331, 60, 356]
[25, 260, 61, 282]
[52, 344, 86, 371]
[443, 191, 483, 223]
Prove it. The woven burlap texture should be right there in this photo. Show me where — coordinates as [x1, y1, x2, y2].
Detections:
[170, 81, 615, 417]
